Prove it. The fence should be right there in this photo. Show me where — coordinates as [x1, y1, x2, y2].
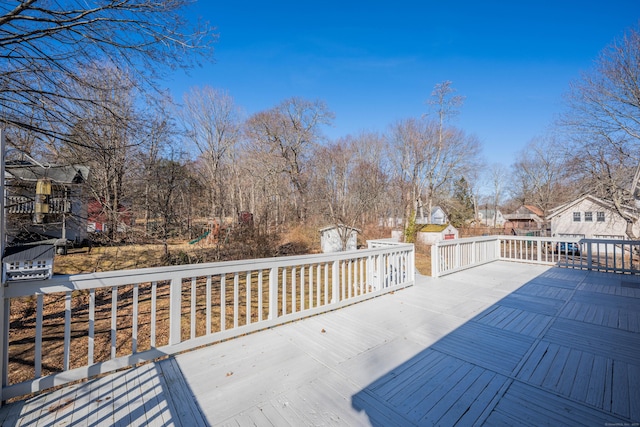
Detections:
[0, 242, 414, 402]
[432, 235, 640, 277]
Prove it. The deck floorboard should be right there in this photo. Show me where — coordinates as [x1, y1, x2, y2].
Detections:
[1, 261, 639, 426]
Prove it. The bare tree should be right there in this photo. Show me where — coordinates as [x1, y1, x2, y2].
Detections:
[561, 23, 640, 237]
[244, 97, 334, 224]
[180, 86, 241, 220]
[488, 163, 508, 227]
[387, 101, 481, 239]
[511, 136, 569, 217]
[313, 133, 387, 249]
[0, 0, 216, 141]
[54, 64, 142, 241]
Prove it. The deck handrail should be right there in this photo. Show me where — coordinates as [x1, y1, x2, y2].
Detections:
[432, 235, 640, 277]
[0, 241, 415, 403]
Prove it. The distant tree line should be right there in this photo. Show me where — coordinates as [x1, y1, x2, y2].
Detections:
[1, 2, 639, 244]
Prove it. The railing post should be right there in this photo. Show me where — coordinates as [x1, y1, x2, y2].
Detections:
[169, 277, 182, 346]
[408, 245, 415, 280]
[377, 254, 385, 290]
[269, 267, 278, 320]
[332, 260, 339, 303]
[431, 242, 439, 278]
[587, 240, 593, 271]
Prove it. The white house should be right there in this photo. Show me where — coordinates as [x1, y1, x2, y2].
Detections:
[319, 225, 359, 253]
[547, 194, 640, 239]
[477, 209, 506, 227]
[430, 206, 448, 225]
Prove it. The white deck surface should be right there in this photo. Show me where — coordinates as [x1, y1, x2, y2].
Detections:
[1, 261, 639, 426]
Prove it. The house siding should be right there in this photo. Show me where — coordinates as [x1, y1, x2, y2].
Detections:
[550, 197, 640, 239]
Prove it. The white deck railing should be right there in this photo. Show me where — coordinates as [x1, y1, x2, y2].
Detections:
[0, 242, 415, 402]
[432, 235, 640, 277]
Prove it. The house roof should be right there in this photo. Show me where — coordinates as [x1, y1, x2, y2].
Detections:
[547, 194, 640, 220]
[6, 163, 89, 184]
[3, 244, 55, 262]
[522, 205, 544, 216]
[503, 213, 543, 222]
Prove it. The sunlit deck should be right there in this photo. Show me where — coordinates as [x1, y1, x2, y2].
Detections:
[1, 261, 639, 426]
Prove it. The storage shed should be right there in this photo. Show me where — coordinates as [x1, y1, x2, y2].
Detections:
[416, 224, 459, 245]
[319, 225, 359, 253]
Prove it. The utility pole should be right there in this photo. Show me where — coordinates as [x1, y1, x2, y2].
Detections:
[0, 128, 5, 406]
[0, 129, 5, 283]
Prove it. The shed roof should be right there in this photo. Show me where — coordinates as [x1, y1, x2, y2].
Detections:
[6, 163, 89, 184]
[418, 224, 450, 233]
[3, 244, 55, 262]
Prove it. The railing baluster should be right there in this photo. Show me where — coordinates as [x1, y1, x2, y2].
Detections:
[309, 265, 314, 308]
[35, 293, 43, 378]
[316, 264, 321, 307]
[88, 289, 95, 364]
[151, 281, 157, 347]
[324, 263, 329, 304]
[205, 276, 211, 335]
[282, 267, 287, 316]
[234, 273, 239, 328]
[221, 274, 226, 331]
[246, 271, 252, 324]
[348, 260, 352, 298]
[111, 286, 117, 359]
[291, 267, 297, 314]
[300, 266, 305, 311]
[258, 270, 263, 322]
[63, 291, 71, 371]
[190, 278, 196, 340]
[132, 284, 138, 353]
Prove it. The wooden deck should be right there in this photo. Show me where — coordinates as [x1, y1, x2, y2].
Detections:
[1, 261, 639, 426]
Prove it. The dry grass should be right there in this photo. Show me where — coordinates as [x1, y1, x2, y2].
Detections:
[414, 242, 433, 276]
[54, 242, 193, 274]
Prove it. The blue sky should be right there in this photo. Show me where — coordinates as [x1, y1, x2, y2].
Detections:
[170, 1, 640, 168]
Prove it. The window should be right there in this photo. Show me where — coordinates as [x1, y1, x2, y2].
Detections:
[597, 212, 605, 222]
[584, 211, 593, 222]
[573, 212, 581, 222]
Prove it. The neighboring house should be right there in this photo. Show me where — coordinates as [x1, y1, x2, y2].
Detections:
[379, 217, 403, 228]
[319, 225, 359, 253]
[477, 209, 506, 227]
[2, 243, 54, 282]
[503, 205, 546, 236]
[430, 206, 448, 225]
[87, 198, 133, 233]
[416, 224, 459, 245]
[547, 194, 640, 239]
[5, 162, 90, 245]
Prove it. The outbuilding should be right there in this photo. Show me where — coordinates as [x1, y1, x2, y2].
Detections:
[416, 224, 459, 245]
[319, 225, 359, 253]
